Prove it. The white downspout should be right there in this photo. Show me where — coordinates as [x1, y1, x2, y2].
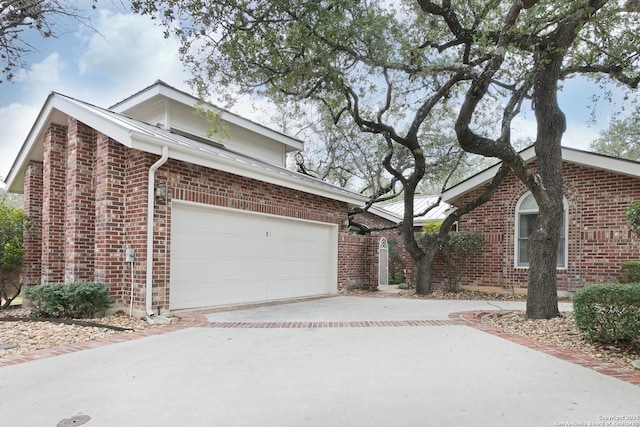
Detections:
[146, 146, 169, 321]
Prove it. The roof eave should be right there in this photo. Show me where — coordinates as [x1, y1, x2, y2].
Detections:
[6, 94, 134, 193]
[441, 146, 640, 205]
[111, 81, 304, 153]
[129, 131, 368, 207]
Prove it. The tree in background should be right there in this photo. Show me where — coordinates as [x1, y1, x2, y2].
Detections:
[590, 108, 640, 161]
[133, 0, 509, 298]
[0, 197, 28, 308]
[0, 0, 95, 83]
[132, 0, 639, 318]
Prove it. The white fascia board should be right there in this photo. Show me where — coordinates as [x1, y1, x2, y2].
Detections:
[129, 132, 368, 207]
[441, 146, 640, 205]
[6, 94, 133, 191]
[113, 82, 304, 152]
[6, 94, 140, 192]
[366, 205, 403, 224]
[441, 146, 536, 204]
[562, 148, 640, 179]
[5, 93, 56, 191]
[441, 162, 503, 204]
[51, 96, 135, 146]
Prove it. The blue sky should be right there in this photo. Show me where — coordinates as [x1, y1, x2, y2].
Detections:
[0, 2, 634, 187]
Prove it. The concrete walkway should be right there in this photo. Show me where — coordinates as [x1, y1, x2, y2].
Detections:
[1, 296, 638, 427]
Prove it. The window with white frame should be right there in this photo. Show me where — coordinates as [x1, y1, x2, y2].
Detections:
[515, 192, 567, 268]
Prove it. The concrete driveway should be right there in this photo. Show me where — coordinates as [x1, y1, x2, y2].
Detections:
[1, 296, 639, 427]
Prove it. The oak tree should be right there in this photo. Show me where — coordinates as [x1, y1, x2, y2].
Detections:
[0, 0, 94, 82]
[133, 0, 639, 318]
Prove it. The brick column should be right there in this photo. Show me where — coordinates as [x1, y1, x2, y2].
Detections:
[22, 160, 43, 285]
[41, 123, 67, 283]
[126, 150, 154, 311]
[64, 119, 96, 282]
[94, 133, 127, 304]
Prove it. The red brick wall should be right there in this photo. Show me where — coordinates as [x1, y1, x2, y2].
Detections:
[94, 133, 129, 305]
[65, 119, 96, 282]
[453, 161, 640, 292]
[352, 211, 406, 282]
[24, 118, 374, 311]
[22, 160, 43, 285]
[41, 123, 67, 283]
[338, 233, 378, 290]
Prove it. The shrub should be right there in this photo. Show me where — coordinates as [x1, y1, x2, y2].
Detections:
[422, 220, 444, 233]
[573, 283, 640, 342]
[416, 231, 484, 292]
[24, 282, 114, 318]
[625, 201, 640, 238]
[620, 261, 640, 283]
[0, 199, 29, 309]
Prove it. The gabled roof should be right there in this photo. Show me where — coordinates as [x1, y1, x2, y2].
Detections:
[442, 146, 640, 206]
[5, 91, 367, 207]
[110, 80, 303, 153]
[370, 195, 452, 226]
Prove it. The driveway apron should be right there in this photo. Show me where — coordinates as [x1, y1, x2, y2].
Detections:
[0, 296, 638, 427]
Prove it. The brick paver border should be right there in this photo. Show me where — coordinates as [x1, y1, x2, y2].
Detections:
[450, 310, 640, 386]
[2, 299, 639, 388]
[206, 319, 465, 328]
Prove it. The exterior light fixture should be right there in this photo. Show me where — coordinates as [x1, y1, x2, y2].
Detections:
[155, 182, 167, 203]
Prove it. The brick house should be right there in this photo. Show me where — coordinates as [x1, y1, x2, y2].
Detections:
[5, 81, 379, 317]
[439, 146, 640, 295]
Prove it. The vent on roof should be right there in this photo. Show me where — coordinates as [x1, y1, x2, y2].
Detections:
[169, 127, 225, 149]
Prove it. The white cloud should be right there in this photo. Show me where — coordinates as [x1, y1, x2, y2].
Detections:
[78, 10, 189, 96]
[511, 115, 600, 151]
[562, 121, 601, 150]
[14, 53, 66, 85]
[0, 103, 39, 185]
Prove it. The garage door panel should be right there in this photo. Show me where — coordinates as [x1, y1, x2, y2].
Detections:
[170, 203, 337, 310]
[176, 279, 268, 308]
[267, 277, 329, 299]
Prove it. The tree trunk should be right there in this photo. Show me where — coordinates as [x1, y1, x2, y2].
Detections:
[526, 49, 565, 319]
[414, 248, 437, 295]
[526, 206, 561, 318]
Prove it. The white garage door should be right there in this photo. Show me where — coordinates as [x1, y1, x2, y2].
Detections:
[170, 201, 338, 310]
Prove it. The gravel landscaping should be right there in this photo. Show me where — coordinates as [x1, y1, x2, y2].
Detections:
[0, 308, 172, 359]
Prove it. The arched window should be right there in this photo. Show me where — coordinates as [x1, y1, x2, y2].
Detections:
[515, 192, 567, 268]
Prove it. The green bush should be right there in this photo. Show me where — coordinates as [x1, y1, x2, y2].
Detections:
[620, 261, 640, 283]
[24, 282, 114, 318]
[625, 201, 640, 238]
[439, 232, 484, 292]
[573, 283, 640, 342]
[415, 231, 484, 291]
[0, 198, 29, 309]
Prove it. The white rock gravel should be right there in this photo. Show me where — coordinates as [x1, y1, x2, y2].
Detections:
[0, 308, 169, 359]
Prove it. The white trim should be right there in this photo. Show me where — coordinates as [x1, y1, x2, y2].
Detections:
[378, 237, 389, 288]
[172, 198, 340, 228]
[110, 81, 304, 152]
[170, 199, 339, 308]
[7, 92, 367, 208]
[129, 131, 366, 206]
[442, 146, 640, 204]
[513, 192, 568, 269]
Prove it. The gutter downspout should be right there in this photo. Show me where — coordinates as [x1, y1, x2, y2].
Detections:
[146, 146, 169, 322]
